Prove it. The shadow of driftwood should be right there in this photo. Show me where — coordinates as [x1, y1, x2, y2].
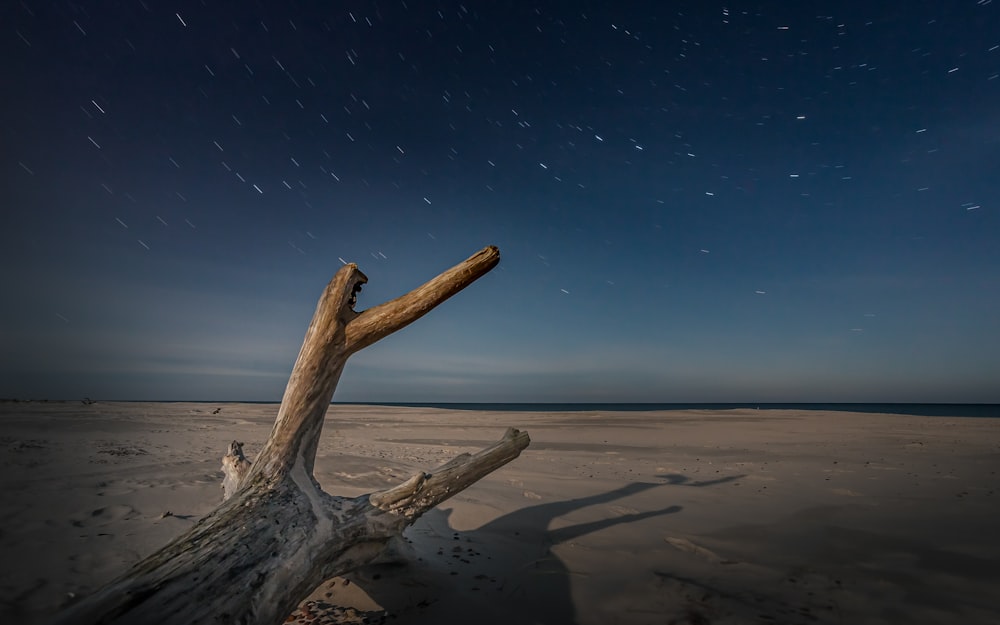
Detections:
[323, 481, 683, 625]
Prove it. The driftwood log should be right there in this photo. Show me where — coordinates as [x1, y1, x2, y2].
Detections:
[53, 245, 530, 625]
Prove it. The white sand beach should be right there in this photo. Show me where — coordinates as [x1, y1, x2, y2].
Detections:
[1, 402, 997, 624]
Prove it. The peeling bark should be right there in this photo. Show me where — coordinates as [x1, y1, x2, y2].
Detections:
[52, 245, 529, 625]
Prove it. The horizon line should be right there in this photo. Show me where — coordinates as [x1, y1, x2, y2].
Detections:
[2, 398, 996, 406]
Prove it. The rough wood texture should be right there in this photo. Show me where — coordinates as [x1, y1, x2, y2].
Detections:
[52, 245, 530, 625]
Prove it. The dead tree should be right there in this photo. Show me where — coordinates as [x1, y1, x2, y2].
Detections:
[53, 245, 530, 625]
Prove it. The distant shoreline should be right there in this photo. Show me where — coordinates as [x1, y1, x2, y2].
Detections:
[1, 398, 997, 418]
[335, 402, 1000, 418]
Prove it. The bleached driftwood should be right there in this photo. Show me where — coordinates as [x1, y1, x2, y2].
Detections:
[53, 245, 530, 625]
[220, 440, 251, 501]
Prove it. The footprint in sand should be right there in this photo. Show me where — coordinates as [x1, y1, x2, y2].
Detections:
[664, 536, 738, 565]
[7, 438, 50, 451]
[96, 441, 149, 457]
[94, 480, 137, 497]
[71, 504, 140, 528]
[608, 504, 639, 516]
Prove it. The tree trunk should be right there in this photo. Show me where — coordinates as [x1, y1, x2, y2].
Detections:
[52, 245, 530, 625]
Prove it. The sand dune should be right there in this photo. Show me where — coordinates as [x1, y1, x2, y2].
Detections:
[1, 402, 997, 624]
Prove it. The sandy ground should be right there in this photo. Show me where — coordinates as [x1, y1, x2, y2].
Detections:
[0, 402, 998, 625]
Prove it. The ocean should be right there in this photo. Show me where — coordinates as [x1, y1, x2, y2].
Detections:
[334, 402, 1000, 418]
[77, 400, 998, 418]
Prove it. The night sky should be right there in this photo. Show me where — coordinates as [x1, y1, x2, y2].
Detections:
[3, 2, 998, 402]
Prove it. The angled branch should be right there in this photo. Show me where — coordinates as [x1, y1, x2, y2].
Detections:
[370, 427, 530, 519]
[344, 245, 500, 354]
[246, 262, 365, 481]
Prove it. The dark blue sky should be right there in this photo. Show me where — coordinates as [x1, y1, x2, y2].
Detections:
[3, 1, 998, 402]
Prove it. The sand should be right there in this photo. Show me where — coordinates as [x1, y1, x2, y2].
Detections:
[0, 402, 998, 624]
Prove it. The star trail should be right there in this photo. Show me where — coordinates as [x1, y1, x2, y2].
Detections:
[2, 1, 998, 402]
